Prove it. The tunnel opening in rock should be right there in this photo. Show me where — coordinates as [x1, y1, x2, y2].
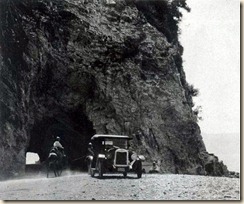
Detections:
[25, 152, 42, 174]
[26, 152, 40, 164]
[27, 108, 96, 171]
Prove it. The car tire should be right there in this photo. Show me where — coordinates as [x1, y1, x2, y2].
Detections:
[123, 172, 127, 177]
[136, 160, 142, 179]
[137, 171, 142, 178]
[88, 161, 92, 175]
[91, 168, 95, 177]
[98, 160, 103, 178]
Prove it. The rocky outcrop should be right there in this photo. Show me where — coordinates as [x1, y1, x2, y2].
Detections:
[0, 0, 228, 179]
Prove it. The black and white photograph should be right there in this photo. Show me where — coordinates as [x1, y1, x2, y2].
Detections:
[0, 0, 240, 200]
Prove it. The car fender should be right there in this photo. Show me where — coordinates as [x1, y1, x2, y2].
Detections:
[98, 154, 106, 159]
[138, 155, 145, 161]
[86, 155, 93, 161]
[131, 159, 142, 171]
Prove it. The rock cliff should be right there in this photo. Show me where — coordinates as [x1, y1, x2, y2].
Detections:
[0, 0, 228, 179]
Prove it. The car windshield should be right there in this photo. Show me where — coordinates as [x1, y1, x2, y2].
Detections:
[102, 138, 128, 149]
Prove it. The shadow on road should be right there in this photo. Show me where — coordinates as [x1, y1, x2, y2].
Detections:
[95, 175, 140, 180]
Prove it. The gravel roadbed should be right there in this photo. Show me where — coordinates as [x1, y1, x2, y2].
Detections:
[0, 172, 240, 200]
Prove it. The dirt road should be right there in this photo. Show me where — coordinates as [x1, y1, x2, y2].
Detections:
[0, 171, 240, 200]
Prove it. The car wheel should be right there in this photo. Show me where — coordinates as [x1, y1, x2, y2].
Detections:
[123, 172, 127, 178]
[137, 171, 142, 178]
[91, 168, 95, 177]
[136, 160, 142, 179]
[98, 160, 103, 178]
[88, 161, 92, 175]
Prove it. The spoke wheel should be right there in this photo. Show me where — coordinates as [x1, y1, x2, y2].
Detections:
[88, 161, 92, 175]
[123, 172, 127, 178]
[136, 161, 142, 179]
[98, 160, 104, 178]
[91, 168, 95, 177]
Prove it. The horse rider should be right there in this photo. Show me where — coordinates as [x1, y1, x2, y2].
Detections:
[53, 136, 65, 159]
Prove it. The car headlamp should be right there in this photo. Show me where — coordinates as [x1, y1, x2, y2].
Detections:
[131, 153, 137, 161]
[107, 153, 112, 159]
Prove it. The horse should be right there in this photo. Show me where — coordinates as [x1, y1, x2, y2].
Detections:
[46, 148, 67, 178]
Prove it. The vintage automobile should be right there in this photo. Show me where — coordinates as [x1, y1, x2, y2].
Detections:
[87, 134, 145, 178]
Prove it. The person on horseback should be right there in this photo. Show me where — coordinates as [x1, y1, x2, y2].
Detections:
[47, 136, 67, 177]
[53, 136, 65, 159]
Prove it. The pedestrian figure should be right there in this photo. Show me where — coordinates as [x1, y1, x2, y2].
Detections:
[149, 161, 160, 173]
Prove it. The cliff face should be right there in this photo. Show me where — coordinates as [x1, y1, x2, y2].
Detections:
[0, 0, 228, 178]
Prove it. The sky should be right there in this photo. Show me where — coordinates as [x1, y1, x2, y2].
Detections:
[179, 0, 240, 172]
[179, 0, 240, 135]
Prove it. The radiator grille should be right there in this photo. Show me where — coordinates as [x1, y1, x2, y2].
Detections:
[115, 151, 127, 165]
